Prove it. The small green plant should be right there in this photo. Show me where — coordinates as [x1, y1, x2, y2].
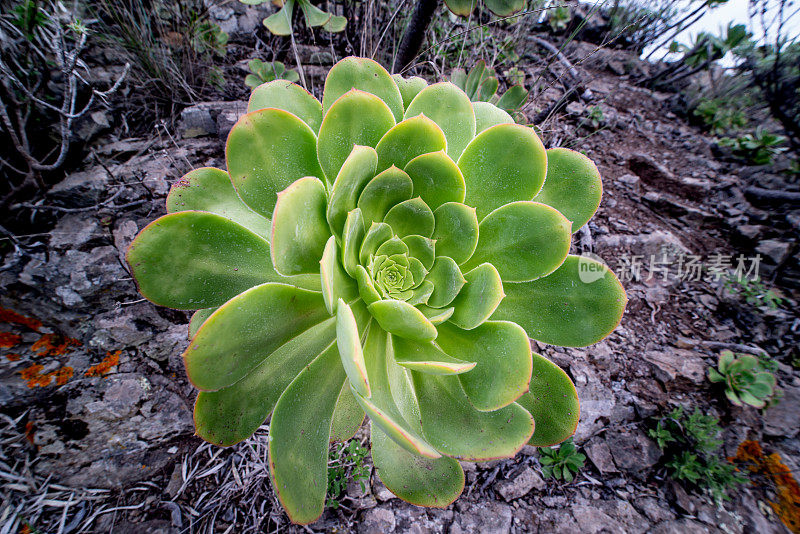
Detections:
[719, 127, 788, 165]
[547, 6, 571, 32]
[244, 59, 299, 89]
[327, 439, 371, 509]
[539, 438, 585, 481]
[586, 106, 604, 129]
[188, 20, 228, 56]
[708, 350, 778, 409]
[692, 98, 747, 134]
[724, 275, 784, 310]
[242, 0, 346, 36]
[127, 57, 626, 523]
[650, 407, 746, 501]
[449, 60, 529, 118]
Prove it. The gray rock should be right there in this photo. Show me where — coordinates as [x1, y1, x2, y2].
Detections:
[496, 467, 545, 501]
[372, 477, 396, 502]
[650, 518, 710, 534]
[571, 504, 625, 534]
[50, 214, 102, 250]
[618, 173, 640, 187]
[451, 500, 512, 534]
[359, 507, 396, 534]
[756, 239, 794, 265]
[642, 349, 706, 385]
[632, 496, 675, 523]
[606, 429, 661, 473]
[763, 384, 800, 438]
[584, 439, 618, 474]
[178, 101, 247, 139]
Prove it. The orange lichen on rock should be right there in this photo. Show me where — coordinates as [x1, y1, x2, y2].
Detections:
[85, 350, 121, 377]
[18, 363, 74, 388]
[31, 333, 81, 357]
[0, 308, 42, 331]
[734, 440, 800, 533]
[5, 353, 21, 361]
[0, 332, 22, 348]
[53, 366, 74, 385]
[24, 421, 35, 445]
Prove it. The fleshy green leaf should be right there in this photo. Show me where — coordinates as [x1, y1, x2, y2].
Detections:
[533, 148, 603, 232]
[462, 201, 572, 282]
[227, 108, 323, 218]
[426, 257, 465, 308]
[269, 341, 344, 524]
[357, 166, 414, 226]
[127, 211, 317, 309]
[404, 82, 476, 160]
[393, 335, 475, 375]
[360, 222, 394, 265]
[417, 305, 455, 324]
[247, 80, 324, 133]
[317, 90, 395, 183]
[436, 320, 532, 411]
[404, 151, 466, 210]
[492, 255, 627, 347]
[516, 353, 579, 446]
[320, 237, 359, 315]
[166, 167, 271, 239]
[322, 57, 404, 122]
[342, 209, 366, 277]
[336, 299, 370, 397]
[367, 300, 437, 342]
[413, 373, 535, 460]
[330, 380, 366, 442]
[376, 115, 447, 173]
[299, 0, 332, 27]
[353, 325, 441, 457]
[371, 424, 464, 507]
[355, 265, 381, 305]
[458, 124, 547, 220]
[188, 307, 217, 339]
[184, 283, 329, 391]
[402, 235, 436, 270]
[327, 145, 378, 236]
[464, 61, 486, 99]
[496, 85, 528, 112]
[473, 102, 513, 133]
[263, 0, 294, 35]
[391, 74, 428, 110]
[484, 0, 525, 16]
[449, 263, 504, 330]
[271, 177, 330, 276]
[194, 317, 337, 446]
[431, 202, 479, 265]
[383, 197, 435, 238]
[443, 0, 477, 17]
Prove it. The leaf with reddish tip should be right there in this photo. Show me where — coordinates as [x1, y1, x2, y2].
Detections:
[337, 299, 370, 397]
[533, 148, 603, 233]
[188, 307, 217, 339]
[194, 317, 338, 446]
[367, 300, 437, 342]
[404, 83, 476, 160]
[269, 341, 344, 525]
[167, 167, 271, 239]
[462, 201, 572, 282]
[458, 123, 547, 220]
[322, 57, 404, 122]
[431, 202, 479, 265]
[443, 0, 477, 18]
[435, 321, 531, 411]
[371, 424, 464, 507]
[376, 115, 447, 173]
[317, 90, 395, 182]
[448, 263, 504, 330]
[492, 255, 627, 347]
[392, 336, 475, 375]
[516, 352, 580, 446]
[484, 0, 525, 17]
[413, 372, 535, 460]
[247, 80, 323, 133]
[271, 177, 330, 276]
[184, 283, 329, 391]
[227, 108, 323, 218]
[127, 211, 318, 310]
[404, 151, 466, 210]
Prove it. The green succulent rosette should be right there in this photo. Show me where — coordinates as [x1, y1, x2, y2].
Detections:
[126, 57, 626, 524]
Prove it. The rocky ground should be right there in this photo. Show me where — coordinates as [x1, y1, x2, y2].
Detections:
[1, 38, 799, 534]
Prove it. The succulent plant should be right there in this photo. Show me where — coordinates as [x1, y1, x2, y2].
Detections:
[245, 59, 300, 90]
[241, 0, 346, 36]
[126, 56, 626, 523]
[708, 350, 777, 409]
[539, 438, 585, 482]
[444, 0, 526, 18]
[450, 60, 529, 118]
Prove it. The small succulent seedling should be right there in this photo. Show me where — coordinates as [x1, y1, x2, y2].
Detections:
[127, 56, 626, 524]
[245, 59, 299, 89]
[241, 0, 346, 36]
[539, 438, 585, 482]
[450, 60, 529, 117]
[708, 350, 777, 409]
[443, 0, 526, 18]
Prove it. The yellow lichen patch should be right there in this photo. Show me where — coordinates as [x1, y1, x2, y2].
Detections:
[31, 333, 81, 357]
[18, 363, 75, 388]
[5, 353, 21, 362]
[0, 307, 42, 331]
[733, 440, 800, 534]
[53, 366, 74, 385]
[0, 332, 22, 348]
[85, 350, 121, 377]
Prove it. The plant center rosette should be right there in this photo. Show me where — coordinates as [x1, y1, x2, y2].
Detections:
[126, 57, 627, 524]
